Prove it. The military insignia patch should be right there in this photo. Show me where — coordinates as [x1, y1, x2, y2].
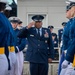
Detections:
[44, 30, 49, 38]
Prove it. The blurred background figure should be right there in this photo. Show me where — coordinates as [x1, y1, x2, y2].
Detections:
[4, 4, 12, 18]
[48, 25, 58, 60]
[17, 20, 24, 30]
[52, 33, 59, 60]
[48, 25, 58, 41]
[9, 16, 26, 75]
[17, 18, 28, 61]
[58, 22, 67, 46]
[48, 25, 54, 33]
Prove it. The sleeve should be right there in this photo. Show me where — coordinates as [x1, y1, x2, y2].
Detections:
[17, 27, 29, 38]
[58, 30, 61, 44]
[48, 29, 54, 59]
[65, 22, 75, 63]
[0, 20, 6, 44]
[17, 38, 26, 52]
[10, 32, 15, 52]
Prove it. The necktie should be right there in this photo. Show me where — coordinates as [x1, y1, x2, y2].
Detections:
[37, 29, 40, 38]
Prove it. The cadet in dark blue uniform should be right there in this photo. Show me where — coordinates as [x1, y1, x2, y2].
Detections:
[9, 17, 26, 75]
[52, 33, 58, 60]
[61, 2, 75, 75]
[4, 6, 17, 75]
[48, 25, 58, 41]
[62, 2, 75, 65]
[58, 3, 73, 75]
[18, 15, 54, 75]
[0, 0, 11, 75]
[17, 20, 24, 30]
[48, 26, 58, 60]
[48, 25, 54, 33]
[58, 22, 67, 45]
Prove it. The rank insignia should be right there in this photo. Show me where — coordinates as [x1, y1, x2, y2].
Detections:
[44, 30, 49, 38]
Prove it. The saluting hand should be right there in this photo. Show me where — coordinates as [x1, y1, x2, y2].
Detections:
[48, 58, 52, 63]
[27, 21, 35, 29]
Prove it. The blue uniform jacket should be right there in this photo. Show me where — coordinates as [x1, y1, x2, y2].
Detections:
[8, 22, 15, 52]
[14, 29, 26, 53]
[66, 18, 75, 63]
[62, 19, 72, 50]
[18, 27, 54, 63]
[52, 33, 58, 47]
[0, 13, 10, 58]
[0, 13, 11, 70]
[53, 39, 58, 47]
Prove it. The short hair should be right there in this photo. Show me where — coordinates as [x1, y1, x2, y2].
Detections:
[62, 22, 67, 26]
[48, 26, 54, 29]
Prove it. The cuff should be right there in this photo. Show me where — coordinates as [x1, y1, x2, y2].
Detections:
[16, 46, 19, 52]
[66, 54, 74, 63]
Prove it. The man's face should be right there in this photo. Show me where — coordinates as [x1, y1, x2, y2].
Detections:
[52, 36, 55, 40]
[35, 21, 42, 28]
[66, 9, 71, 19]
[50, 28, 53, 33]
[70, 6, 75, 18]
[11, 22, 18, 29]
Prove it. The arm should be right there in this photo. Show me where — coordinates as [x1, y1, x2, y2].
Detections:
[58, 30, 61, 44]
[16, 38, 26, 52]
[65, 21, 75, 63]
[48, 29, 54, 62]
[18, 22, 35, 38]
[0, 20, 6, 44]
[17, 27, 29, 38]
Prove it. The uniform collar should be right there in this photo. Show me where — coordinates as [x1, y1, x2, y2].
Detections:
[36, 27, 42, 31]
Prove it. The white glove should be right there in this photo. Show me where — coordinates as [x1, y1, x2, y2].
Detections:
[61, 60, 69, 69]
[71, 69, 75, 75]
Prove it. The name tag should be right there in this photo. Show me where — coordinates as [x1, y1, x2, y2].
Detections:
[30, 35, 34, 37]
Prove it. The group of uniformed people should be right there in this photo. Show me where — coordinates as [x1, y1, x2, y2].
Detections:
[1, 0, 75, 75]
[0, 0, 27, 75]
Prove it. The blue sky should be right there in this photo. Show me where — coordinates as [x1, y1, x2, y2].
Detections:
[8, 0, 17, 4]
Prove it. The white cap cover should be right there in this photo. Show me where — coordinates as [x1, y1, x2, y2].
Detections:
[0, 0, 8, 4]
[5, 5, 12, 10]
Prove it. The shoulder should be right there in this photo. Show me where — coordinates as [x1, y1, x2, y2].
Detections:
[15, 29, 20, 33]
[52, 33, 57, 36]
[59, 29, 63, 31]
[42, 27, 51, 34]
[42, 27, 49, 31]
[0, 13, 4, 22]
[16, 28, 20, 31]
[28, 27, 35, 31]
